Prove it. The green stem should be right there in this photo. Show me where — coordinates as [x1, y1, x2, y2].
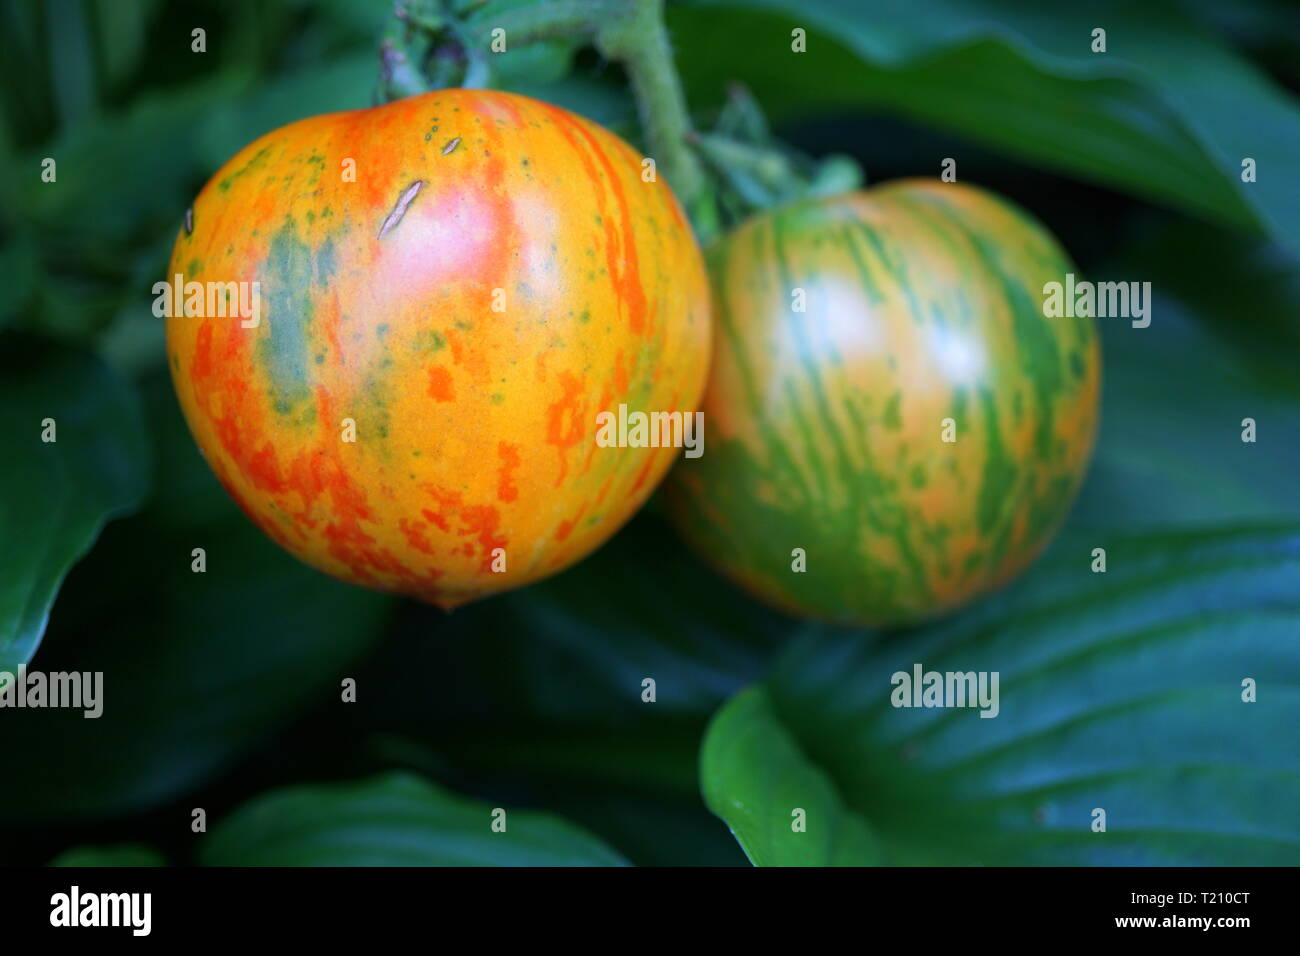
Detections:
[465, 0, 706, 209]
[476, 1, 601, 44]
[594, 0, 705, 209]
[381, 0, 711, 220]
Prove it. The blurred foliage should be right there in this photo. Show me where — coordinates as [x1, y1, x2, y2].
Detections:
[199, 772, 628, 866]
[671, 0, 1300, 252]
[1, 0, 1297, 866]
[0, 372, 393, 822]
[0, 337, 150, 675]
[49, 843, 166, 866]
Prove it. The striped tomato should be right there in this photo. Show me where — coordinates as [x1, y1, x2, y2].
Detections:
[667, 180, 1099, 626]
[166, 89, 710, 608]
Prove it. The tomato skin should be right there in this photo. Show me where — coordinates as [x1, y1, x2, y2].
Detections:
[666, 180, 1100, 627]
[166, 89, 711, 608]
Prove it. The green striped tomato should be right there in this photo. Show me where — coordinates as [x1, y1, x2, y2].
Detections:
[666, 179, 1100, 627]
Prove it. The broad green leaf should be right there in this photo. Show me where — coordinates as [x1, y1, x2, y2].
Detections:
[703, 524, 1300, 865]
[1069, 221, 1300, 528]
[672, 0, 1300, 254]
[200, 772, 628, 866]
[0, 336, 150, 674]
[49, 844, 165, 867]
[702, 686, 879, 865]
[1106, 221, 1300, 360]
[539, 789, 752, 867]
[1071, 300, 1300, 528]
[0, 373, 393, 821]
[363, 733, 751, 866]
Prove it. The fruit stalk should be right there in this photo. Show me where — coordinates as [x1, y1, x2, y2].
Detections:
[592, 0, 706, 212]
[397, 0, 710, 219]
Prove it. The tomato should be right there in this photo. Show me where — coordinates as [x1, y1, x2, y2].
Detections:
[666, 180, 1099, 626]
[165, 89, 711, 609]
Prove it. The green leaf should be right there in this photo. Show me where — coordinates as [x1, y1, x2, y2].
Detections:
[0, 373, 393, 821]
[200, 772, 628, 866]
[672, 0, 1300, 254]
[49, 843, 166, 867]
[1068, 227, 1300, 528]
[702, 686, 879, 865]
[361, 733, 749, 866]
[540, 789, 752, 866]
[1107, 221, 1300, 359]
[702, 524, 1300, 865]
[0, 335, 149, 674]
[1071, 305, 1300, 529]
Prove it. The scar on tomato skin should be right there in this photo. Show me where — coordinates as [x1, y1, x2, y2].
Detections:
[442, 137, 461, 155]
[184, 207, 194, 236]
[377, 180, 426, 239]
[427, 365, 455, 401]
[497, 441, 521, 502]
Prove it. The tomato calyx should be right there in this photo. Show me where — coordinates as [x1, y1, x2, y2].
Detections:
[690, 83, 865, 229]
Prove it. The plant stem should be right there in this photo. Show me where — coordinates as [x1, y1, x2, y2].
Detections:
[477, 1, 601, 44]
[384, 0, 710, 216]
[594, 0, 705, 209]
[466, 0, 706, 209]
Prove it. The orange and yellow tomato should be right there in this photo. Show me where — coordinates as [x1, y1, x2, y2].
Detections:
[166, 89, 711, 608]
